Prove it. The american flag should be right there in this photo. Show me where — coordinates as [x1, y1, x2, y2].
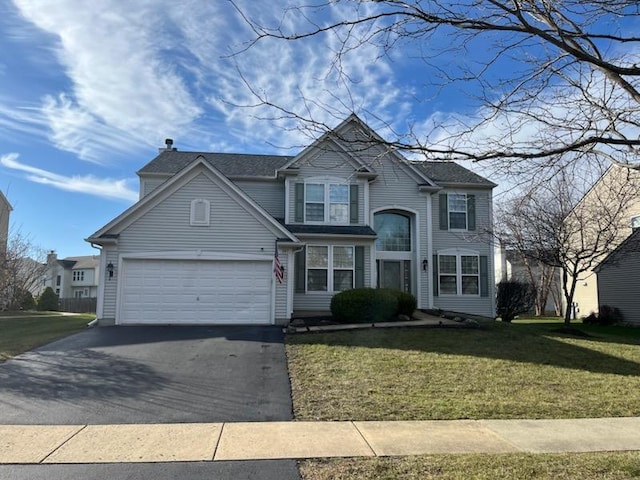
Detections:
[274, 248, 284, 284]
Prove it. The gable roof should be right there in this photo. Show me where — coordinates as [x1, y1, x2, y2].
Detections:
[63, 256, 100, 270]
[137, 116, 494, 188]
[138, 151, 293, 177]
[595, 228, 640, 271]
[88, 157, 299, 244]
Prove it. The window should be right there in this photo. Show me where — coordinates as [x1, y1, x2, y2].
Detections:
[304, 183, 350, 223]
[72, 271, 84, 282]
[374, 212, 411, 251]
[438, 253, 479, 296]
[329, 185, 349, 223]
[190, 199, 210, 226]
[56, 275, 61, 286]
[439, 193, 476, 231]
[448, 194, 467, 230]
[632, 215, 640, 231]
[74, 290, 84, 298]
[306, 245, 354, 292]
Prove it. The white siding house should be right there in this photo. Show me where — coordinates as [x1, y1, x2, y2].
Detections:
[87, 115, 496, 326]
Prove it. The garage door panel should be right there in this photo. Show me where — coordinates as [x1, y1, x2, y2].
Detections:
[119, 259, 272, 325]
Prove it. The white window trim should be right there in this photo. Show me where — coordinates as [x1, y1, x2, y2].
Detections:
[303, 181, 350, 225]
[306, 245, 355, 293]
[190, 198, 210, 226]
[437, 249, 480, 297]
[448, 193, 468, 231]
[72, 270, 85, 282]
[632, 214, 640, 231]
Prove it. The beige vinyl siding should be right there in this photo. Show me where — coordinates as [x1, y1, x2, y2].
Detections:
[597, 255, 640, 325]
[117, 173, 279, 254]
[432, 190, 495, 317]
[293, 242, 372, 312]
[568, 167, 640, 317]
[233, 179, 284, 219]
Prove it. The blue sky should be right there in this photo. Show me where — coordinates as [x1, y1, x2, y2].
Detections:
[2, 0, 468, 259]
[1, 1, 630, 259]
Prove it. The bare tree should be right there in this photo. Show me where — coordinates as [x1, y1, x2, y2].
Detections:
[498, 165, 639, 326]
[0, 231, 46, 311]
[236, 1, 640, 176]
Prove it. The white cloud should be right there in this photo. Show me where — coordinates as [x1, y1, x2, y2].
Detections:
[7, 1, 410, 158]
[1, 153, 137, 202]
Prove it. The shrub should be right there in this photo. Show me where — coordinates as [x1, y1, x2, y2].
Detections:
[582, 312, 598, 325]
[596, 305, 624, 325]
[331, 288, 398, 323]
[37, 287, 59, 311]
[19, 290, 36, 311]
[386, 289, 417, 317]
[496, 281, 535, 322]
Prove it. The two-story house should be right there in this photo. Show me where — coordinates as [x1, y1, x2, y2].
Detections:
[87, 115, 496, 326]
[42, 252, 100, 299]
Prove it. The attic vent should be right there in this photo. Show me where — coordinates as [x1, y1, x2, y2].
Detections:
[159, 138, 177, 152]
[190, 199, 210, 226]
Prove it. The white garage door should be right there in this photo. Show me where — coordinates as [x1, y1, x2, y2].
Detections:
[119, 259, 273, 325]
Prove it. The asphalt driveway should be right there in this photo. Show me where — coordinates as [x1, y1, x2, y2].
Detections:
[0, 325, 293, 424]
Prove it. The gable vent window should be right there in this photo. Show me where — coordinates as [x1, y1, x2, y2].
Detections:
[190, 199, 210, 226]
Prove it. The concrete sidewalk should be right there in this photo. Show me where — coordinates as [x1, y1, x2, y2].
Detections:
[2, 417, 640, 464]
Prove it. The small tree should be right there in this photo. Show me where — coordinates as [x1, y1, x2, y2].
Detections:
[37, 287, 59, 311]
[496, 281, 536, 323]
[0, 231, 47, 310]
[498, 166, 640, 326]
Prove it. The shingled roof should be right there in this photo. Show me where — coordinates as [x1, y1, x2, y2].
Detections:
[411, 161, 495, 187]
[138, 151, 293, 177]
[138, 149, 494, 186]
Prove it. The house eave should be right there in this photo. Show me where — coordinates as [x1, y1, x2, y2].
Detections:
[294, 233, 377, 240]
[437, 181, 497, 189]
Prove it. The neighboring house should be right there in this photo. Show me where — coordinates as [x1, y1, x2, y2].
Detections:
[595, 228, 640, 325]
[569, 167, 640, 317]
[0, 190, 11, 254]
[87, 115, 496, 326]
[41, 252, 100, 299]
[494, 245, 562, 315]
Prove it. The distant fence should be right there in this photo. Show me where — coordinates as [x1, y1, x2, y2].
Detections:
[59, 297, 97, 313]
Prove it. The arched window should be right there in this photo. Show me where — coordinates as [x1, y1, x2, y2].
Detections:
[374, 212, 411, 251]
[632, 215, 640, 231]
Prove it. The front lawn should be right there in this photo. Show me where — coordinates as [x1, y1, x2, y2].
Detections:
[0, 313, 93, 361]
[300, 452, 640, 480]
[286, 319, 640, 421]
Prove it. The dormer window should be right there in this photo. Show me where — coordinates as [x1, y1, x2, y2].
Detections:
[190, 199, 210, 226]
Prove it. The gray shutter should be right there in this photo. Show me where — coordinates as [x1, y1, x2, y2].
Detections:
[355, 246, 364, 288]
[295, 183, 304, 223]
[439, 194, 448, 230]
[350, 185, 359, 224]
[480, 255, 488, 297]
[295, 248, 306, 293]
[432, 255, 439, 296]
[467, 194, 476, 231]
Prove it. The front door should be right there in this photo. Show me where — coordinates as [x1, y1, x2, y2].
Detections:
[377, 260, 411, 292]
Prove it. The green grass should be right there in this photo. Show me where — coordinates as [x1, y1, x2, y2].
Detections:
[0, 313, 94, 361]
[299, 452, 640, 480]
[286, 319, 640, 421]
